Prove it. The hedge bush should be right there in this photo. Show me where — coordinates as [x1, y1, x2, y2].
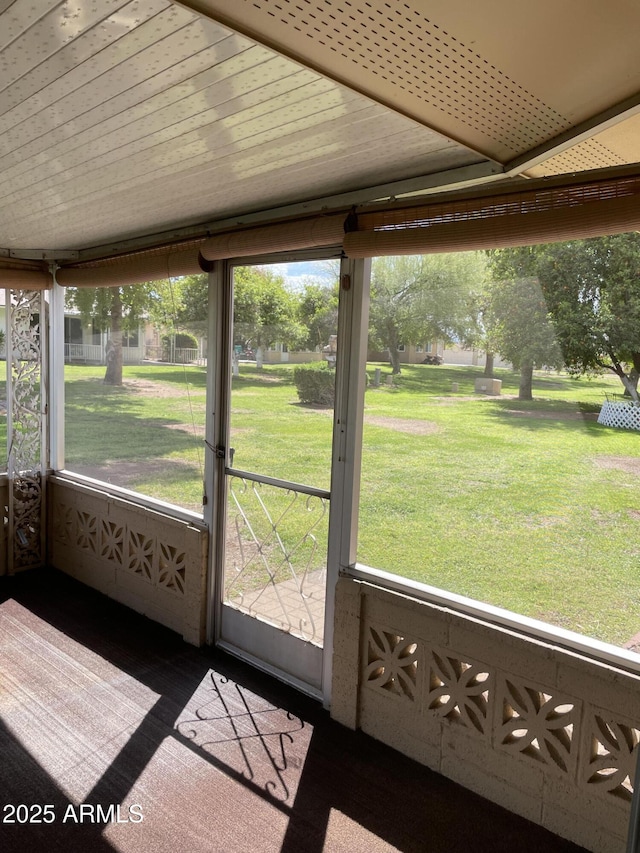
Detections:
[161, 332, 199, 361]
[161, 332, 198, 350]
[293, 362, 335, 405]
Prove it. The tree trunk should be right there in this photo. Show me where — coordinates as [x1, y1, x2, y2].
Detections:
[622, 367, 640, 402]
[518, 360, 533, 400]
[610, 355, 640, 404]
[255, 346, 264, 370]
[619, 371, 640, 404]
[104, 290, 123, 386]
[484, 352, 495, 378]
[389, 347, 402, 375]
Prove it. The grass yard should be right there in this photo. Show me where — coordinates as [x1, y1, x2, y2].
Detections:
[65, 364, 207, 509]
[64, 361, 640, 648]
[357, 365, 640, 647]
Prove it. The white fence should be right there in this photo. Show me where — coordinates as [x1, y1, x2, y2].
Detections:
[144, 345, 203, 364]
[65, 343, 103, 362]
[598, 400, 640, 431]
[64, 344, 204, 365]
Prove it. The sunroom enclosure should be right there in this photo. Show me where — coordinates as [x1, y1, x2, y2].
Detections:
[6, 0, 640, 848]
[2, 209, 640, 853]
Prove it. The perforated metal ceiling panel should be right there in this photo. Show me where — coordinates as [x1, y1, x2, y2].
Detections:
[526, 115, 640, 179]
[0, 0, 480, 250]
[186, 0, 640, 168]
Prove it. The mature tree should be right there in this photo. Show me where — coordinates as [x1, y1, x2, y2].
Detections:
[296, 279, 339, 351]
[535, 234, 640, 402]
[465, 282, 501, 378]
[66, 281, 176, 385]
[488, 234, 640, 402]
[173, 273, 208, 337]
[483, 268, 563, 399]
[232, 266, 305, 367]
[369, 253, 485, 374]
[177, 266, 306, 367]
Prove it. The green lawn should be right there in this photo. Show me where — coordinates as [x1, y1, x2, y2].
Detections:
[65, 364, 207, 508]
[64, 361, 640, 647]
[358, 366, 640, 646]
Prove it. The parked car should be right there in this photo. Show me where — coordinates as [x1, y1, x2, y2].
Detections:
[421, 354, 443, 365]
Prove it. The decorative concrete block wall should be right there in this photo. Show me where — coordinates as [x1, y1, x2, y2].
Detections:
[48, 478, 208, 645]
[332, 577, 640, 853]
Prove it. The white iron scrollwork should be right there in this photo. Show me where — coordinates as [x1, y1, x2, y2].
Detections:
[8, 289, 45, 573]
[224, 475, 329, 645]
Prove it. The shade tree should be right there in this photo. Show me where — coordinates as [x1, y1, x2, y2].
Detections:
[66, 280, 178, 385]
[535, 234, 640, 402]
[368, 253, 486, 374]
[483, 264, 563, 399]
[488, 234, 640, 402]
[296, 279, 339, 352]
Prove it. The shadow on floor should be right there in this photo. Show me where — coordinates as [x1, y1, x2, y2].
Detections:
[0, 569, 587, 852]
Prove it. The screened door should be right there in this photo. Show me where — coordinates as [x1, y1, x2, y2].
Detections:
[215, 257, 339, 693]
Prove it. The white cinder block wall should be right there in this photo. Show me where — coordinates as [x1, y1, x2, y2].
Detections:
[331, 578, 640, 853]
[48, 478, 208, 645]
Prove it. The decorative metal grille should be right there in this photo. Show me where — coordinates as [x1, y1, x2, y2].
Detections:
[7, 289, 45, 573]
[224, 475, 328, 645]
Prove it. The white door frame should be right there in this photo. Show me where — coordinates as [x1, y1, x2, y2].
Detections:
[205, 252, 372, 706]
[322, 256, 371, 707]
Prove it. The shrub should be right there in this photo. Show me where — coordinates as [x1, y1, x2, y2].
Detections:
[161, 332, 198, 350]
[161, 332, 198, 361]
[293, 362, 335, 405]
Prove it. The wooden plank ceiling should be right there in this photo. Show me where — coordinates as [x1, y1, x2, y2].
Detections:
[1, 0, 640, 254]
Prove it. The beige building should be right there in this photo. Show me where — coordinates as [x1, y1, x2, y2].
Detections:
[368, 342, 443, 365]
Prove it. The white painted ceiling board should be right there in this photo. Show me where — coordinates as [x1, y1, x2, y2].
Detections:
[0, 41, 277, 181]
[0, 2, 173, 99]
[2, 0, 640, 253]
[0, 0, 481, 250]
[0, 70, 343, 199]
[2, 107, 474, 250]
[2, 88, 412, 201]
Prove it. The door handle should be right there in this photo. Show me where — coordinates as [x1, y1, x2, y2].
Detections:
[212, 443, 234, 467]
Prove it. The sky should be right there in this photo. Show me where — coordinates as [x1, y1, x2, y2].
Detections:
[269, 261, 336, 291]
